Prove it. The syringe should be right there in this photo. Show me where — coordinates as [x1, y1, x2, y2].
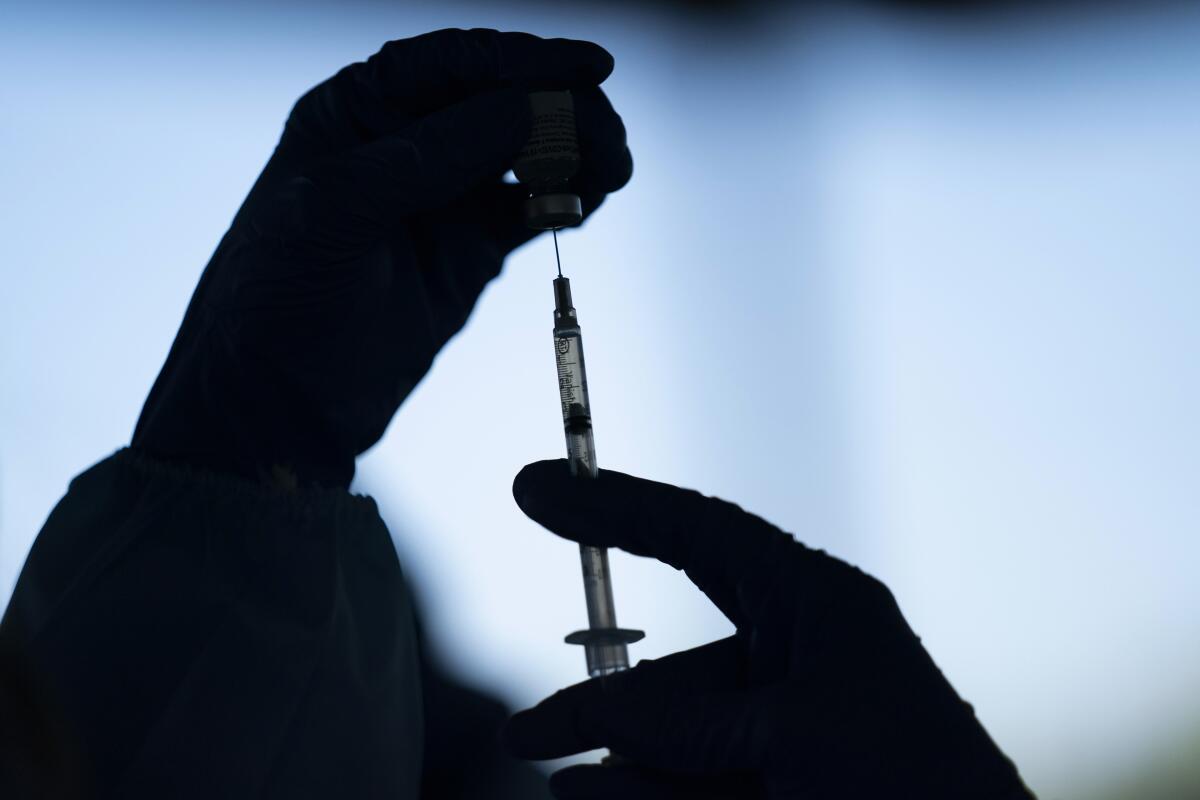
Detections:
[512, 89, 643, 677]
[550, 231, 644, 677]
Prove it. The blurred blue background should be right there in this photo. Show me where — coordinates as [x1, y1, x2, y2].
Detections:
[2, 1, 1198, 797]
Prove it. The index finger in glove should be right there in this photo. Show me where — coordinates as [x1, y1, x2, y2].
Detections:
[274, 86, 532, 246]
[513, 461, 803, 628]
[366, 29, 611, 108]
[285, 28, 614, 153]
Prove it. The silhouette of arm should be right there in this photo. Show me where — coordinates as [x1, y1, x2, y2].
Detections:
[131, 29, 632, 489]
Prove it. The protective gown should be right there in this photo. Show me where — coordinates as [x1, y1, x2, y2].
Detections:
[2, 449, 423, 798]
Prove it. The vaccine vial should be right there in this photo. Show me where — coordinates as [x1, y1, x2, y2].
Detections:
[513, 91, 584, 230]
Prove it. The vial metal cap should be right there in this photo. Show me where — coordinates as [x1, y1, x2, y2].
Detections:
[524, 192, 583, 230]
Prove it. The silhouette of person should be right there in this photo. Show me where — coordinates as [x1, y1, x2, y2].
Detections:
[1, 28, 1031, 799]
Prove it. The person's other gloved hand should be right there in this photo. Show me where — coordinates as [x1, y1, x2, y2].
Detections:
[132, 30, 631, 488]
[505, 460, 1034, 800]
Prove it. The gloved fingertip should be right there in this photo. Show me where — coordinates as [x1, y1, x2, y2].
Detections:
[513, 459, 571, 511]
[500, 705, 576, 760]
[615, 146, 635, 191]
[575, 40, 616, 83]
[542, 38, 615, 85]
[576, 147, 634, 201]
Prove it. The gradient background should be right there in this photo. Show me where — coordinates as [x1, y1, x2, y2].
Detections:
[2, 1, 1198, 797]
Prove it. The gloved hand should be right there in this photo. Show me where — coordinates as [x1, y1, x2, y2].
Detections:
[132, 29, 631, 488]
[505, 460, 1034, 800]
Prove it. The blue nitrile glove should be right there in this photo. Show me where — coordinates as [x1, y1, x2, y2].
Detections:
[132, 29, 632, 488]
[505, 460, 1034, 800]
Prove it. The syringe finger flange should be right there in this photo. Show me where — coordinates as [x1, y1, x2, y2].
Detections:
[564, 628, 646, 646]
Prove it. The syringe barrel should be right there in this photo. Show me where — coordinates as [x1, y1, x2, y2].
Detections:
[554, 328, 597, 478]
[552, 276, 632, 677]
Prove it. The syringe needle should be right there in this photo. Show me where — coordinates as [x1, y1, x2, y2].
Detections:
[553, 227, 563, 278]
